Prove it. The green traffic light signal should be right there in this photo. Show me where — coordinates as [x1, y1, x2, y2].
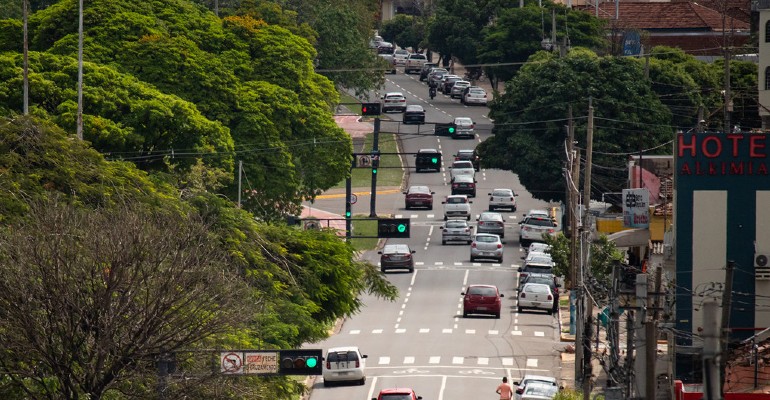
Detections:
[305, 357, 318, 368]
[397, 224, 406, 233]
[448, 126, 455, 133]
[431, 157, 438, 164]
[345, 211, 351, 217]
[372, 168, 377, 174]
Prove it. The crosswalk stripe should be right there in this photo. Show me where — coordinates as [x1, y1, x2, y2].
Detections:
[452, 356, 463, 364]
[534, 331, 544, 337]
[427, 214, 435, 218]
[372, 329, 383, 334]
[396, 328, 406, 333]
[502, 358, 513, 366]
[379, 356, 390, 365]
[526, 358, 538, 367]
[443, 328, 453, 333]
[350, 330, 360, 334]
[488, 330, 499, 335]
[419, 328, 430, 333]
[478, 357, 489, 365]
[429, 356, 441, 364]
[512, 330, 522, 336]
[404, 356, 415, 364]
[435, 261, 444, 265]
[465, 329, 476, 334]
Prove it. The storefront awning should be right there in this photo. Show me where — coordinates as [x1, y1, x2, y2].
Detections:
[607, 228, 650, 247]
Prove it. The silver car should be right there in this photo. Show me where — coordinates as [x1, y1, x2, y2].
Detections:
[450, 80, 471, 98]
[441, 219, 473, 245]
[476, 211, 505, 238]
[517, 282, 555, 314]
[470, 233, 504, 263]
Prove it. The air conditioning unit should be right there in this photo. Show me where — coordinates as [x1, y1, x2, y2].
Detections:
[755, 253, 770, 280]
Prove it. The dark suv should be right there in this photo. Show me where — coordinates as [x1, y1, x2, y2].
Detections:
[419, 62, 439, 81]
[451, 175, 476, 197]
[454, 149, 480, 171]
[415, 149, 442, 172]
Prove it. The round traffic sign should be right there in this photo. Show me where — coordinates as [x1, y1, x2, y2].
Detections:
[350, 193, 358, 205]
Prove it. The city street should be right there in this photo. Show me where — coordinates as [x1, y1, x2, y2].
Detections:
[307, 71, 568, 400]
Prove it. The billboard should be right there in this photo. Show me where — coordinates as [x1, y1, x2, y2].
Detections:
[622, 188, 650, 228]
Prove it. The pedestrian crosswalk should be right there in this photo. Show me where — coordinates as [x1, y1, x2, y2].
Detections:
[346, 328, 549, 337]
[394, 214, 520, 221]
[369, 355, 540, 367]
[379, 261, 520, 269]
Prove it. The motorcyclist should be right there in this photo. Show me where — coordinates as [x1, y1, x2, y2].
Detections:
[429, 86, 437, 100]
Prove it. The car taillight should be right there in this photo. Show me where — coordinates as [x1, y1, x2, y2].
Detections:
[497, 244, 502, 249]
[326, 361, 330, 369]
[547, 294, 553, 300]
[478, 221, 485, 225]
[521, 273, 528, 278]
[509, 197, 514, 201]
[383, 255, 390, 260]
[471, 243, 477, 248]
[470, 124, 475, 128]
[464, 228, 470, 232]
[405, 253, 412, 259]
[548, 228, 555, 233]
[355, 360, 360, 368]
[522, 226, 530, 231]
[516, 388, 524, 395]
[455, 157, 460, 161]
[452, 184, 459, 188]
[489, 197, 494, 201]
[520, 292, 526, 298]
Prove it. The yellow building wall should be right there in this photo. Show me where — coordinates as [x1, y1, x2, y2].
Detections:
[595, 208, 670, 242]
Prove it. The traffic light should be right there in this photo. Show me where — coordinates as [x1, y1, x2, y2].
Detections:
[377, 218, 410, 238]
[278, 349, 323, 375]
[434, 123, 456, 136]
[361, 102, 381, 116]
[372, 155, 379, 174]
[448, 124, 456, 135]
[345, 210, 352, 218]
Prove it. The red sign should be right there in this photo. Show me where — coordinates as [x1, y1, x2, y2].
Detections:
[677, 134, 769, 176]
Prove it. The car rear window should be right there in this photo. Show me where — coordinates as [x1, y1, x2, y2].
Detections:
[381, 395, 414, 400]
[524, 265, 553, 274]
[446, 221, 467, 228]
[410, 54, 426, 60]
[493, 190, 512, 197]
[452, 161, 474, 169]
[326, 350, 359, 362]
[526, 218, 556, 227]
[476, 235, 497, 242]
[408, 186, 430, 194]
[468, 287, 496, 296]
[447, 197, 467, 204]
[524, 284, 550, 294]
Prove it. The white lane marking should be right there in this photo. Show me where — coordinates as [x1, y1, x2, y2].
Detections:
[404, 356, 415, 364]
[430, 356, 441, 364]
[502, 358, 514, 366]
[439, 375, 448, 400]
[372, 329, 383, 334]
[379, 356, 390, 365]
[534, 331, 545, 337]
[416, 262, 425, 265]
[410, 269, 417, 285]
[452, 356, 463, 364]
[411, 214, 419, 218]
[478, 357, 489, 365]
[406, 292, 411, 297]
[367, 376, 378, 400]
[427, 214, 435, 218]
[443, 328, 453, 333]
[454, 262, 463, 266]
[526, 358, 538, 367]
[463, 269, 469, 286]
[465, 329, 476, 334]
[404, 297, 409, 303]
[396, 328, 406, 333]
[401, 304, 406, 309]
[512, 331, 523, 336]
[395, 214, 403, 218]
[420, 328, 430, 333]
[488, 330, 499, 335]
[350, 330, 360, 334]
[435, 261, 444, 265]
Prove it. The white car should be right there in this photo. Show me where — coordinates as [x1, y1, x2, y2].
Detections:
[381, 92, 407, 113]
[442, 194, 473, 221]
[449, 160, 475, 180]
[517, 283, 555, 314]
[322, 346, 368, 386]
[450, 80, 471, 98]
[527, 242, 552, 254]
[520, 382, 559, 400]
[452, 117, 475, 139]
[462, 87, 488, 106]
[519, 216, 558, 246]
[514, 375, 559, 400]
[393, 48, 410, 65]
[488, 188, 518, 211]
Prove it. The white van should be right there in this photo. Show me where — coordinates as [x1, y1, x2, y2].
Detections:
[442, 194, 473, 221]
[322, 346, 367, 386]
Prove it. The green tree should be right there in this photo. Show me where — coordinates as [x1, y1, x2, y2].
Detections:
[543, 233, 624, 292]
[380, 14, 425, 52]
[477, 49, 672, 203]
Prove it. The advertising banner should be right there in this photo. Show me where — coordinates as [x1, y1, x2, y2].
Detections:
[622, 188, 649, 228]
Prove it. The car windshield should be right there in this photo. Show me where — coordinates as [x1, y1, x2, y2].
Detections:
[468, 286, 496, 296]
[447, 197, 466, 204]
[476, 235, 497, 243]
[446, 221, 467, 228]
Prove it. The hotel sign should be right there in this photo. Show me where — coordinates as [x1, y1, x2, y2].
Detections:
[678, 133, 769, 178]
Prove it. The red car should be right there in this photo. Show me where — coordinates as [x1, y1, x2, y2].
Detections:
[462, 284, 504, 318]
[403, 185, 434, 210]
[372, 388, 423, 400]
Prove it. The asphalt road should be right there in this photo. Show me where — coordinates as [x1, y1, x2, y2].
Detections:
[308, 71, 566, 400]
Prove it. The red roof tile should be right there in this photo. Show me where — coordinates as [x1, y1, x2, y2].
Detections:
[580, 2, 750, 31]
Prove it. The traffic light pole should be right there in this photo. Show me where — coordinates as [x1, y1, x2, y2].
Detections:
[346, 157, 353, 240]
[369, 118, 380, 218]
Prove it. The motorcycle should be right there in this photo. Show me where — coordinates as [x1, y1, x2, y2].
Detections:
[429, 87, 436, 100]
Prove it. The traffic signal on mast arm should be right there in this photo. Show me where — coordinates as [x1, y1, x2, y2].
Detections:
[278, 349, 323, 375]
[361, 102, 381, 116]
[377, 218, 410, 238]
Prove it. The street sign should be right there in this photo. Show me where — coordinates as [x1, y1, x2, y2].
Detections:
[243, 351, 279, 374]
[304, 220, 321, 230]
[221, 352, 243, 374]
[357, 155, 371, 167]
[350, 193, 358, 204]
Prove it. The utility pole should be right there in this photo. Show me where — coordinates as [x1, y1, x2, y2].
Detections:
[646, 320, 657, 399]
[608, 264, 621, 387]
[369, 118, 380, 218]
[76, 0, 84, 140]
[237, 160, 243, 208]
[634, 273, 648, 399]
[720, 260, 735, 390]
[577, 98, 595, 399]
[703, 300, 722, 400]
[23, 0, 29, 115]
[626, 311, 635, 398]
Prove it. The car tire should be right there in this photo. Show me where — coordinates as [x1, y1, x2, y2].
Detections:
[380, 267, 386, 273]
[495, 312, 500, 319]
[497, 257, 503, 263]
[359, 377, 366, 385]
[442, 240, 447, 245]
[470, 256, 475, 262]
[547, 309, 553, 315]
[428, 205, 433, 210]
[466, 215, 470, 221]
[489, 206, 495, 211]
[444, 215, 448, 221]
[323, 380, 332, 387]
[518, 307, 523, 313]
[405, 204, 411, 210]
[467, 240, 472, 245]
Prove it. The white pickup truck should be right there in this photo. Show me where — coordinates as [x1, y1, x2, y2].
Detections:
[404, 53, 428, 74]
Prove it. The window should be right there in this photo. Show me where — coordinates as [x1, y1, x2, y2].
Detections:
[765, 67, 770, 90]
[766, 20, 770, 43]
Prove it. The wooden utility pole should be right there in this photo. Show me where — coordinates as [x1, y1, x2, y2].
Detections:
[579, 99, 595, 400]
[720, 261, 735, 390]
[703, 300, 722, 399]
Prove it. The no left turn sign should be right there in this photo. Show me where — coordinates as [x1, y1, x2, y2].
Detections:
[221, 352, 243, 374]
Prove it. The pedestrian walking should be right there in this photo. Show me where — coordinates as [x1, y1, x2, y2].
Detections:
[496, 376, 513, 400]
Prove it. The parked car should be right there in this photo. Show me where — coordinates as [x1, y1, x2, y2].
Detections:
[403, 185, 434, 210]
[518, 259, 556, 287]
[322, 346, 368, 386]
[519, 216, 558, 246]
[462, 87, 488, 106]
[517, 282, 554, 314]
[523, 209, 552, 220]
[519, 382, 559, 400]
[470, 233, 504, 263]
[441, 219, 473, 245]
[378, 244, 415, 273]
[419, 62, 439, 81]
[372, 387, 423, 400]
[451, 174, 477, 197]
[476, 211, 505, 238]
[527, 242, 552, 254]
[442, 194, 473, 221]
[514, 375, 559, 400]
[488, 188, 518, 211]
[462, 284, 503, 318]
[452, 117, 475, 139]
[381, 92, 407, 113]
[518, 273, 559, 313]
[415, 148, 442, 172]
[450, 80, 471, 98]
[449, 160, 475, 180]
[404, 53, 428, 74]
[454, 149, 480, 171]
[368, 35, 384, 49]
[403, 104, 426, 125]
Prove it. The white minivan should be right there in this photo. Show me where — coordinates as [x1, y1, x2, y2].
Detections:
[322, 346, 368, 386]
